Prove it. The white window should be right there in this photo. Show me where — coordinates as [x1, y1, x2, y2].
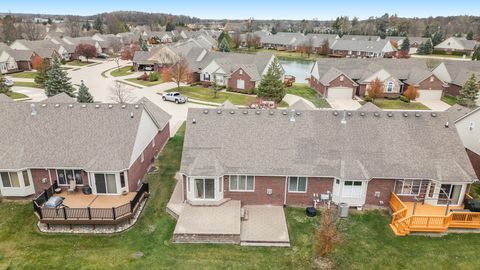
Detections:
[237, 79, 245, 89]
[395, 180, 422, 196]
[386, 81, 394, 92]
[141, 152, 144, 163]
[0, 172, 20, 188]
[22, 170, 30, 187]
[57, 169, 83, 185]
[288, 176, 307, 193]
[120, 172, 126, 188]
[229, 175, 254, 191]
[343, 181, 362, 198]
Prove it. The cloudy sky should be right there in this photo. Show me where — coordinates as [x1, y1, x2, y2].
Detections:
[2, 0, 478, 20]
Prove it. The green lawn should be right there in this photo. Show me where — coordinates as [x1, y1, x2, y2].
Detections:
[125, 78, 163, 87]
[6, 91, 28, 100]
[168, 86, 288, 107]
[361, 99, 431, 110]
[12, 81, 43, 88]
[442, 94, 458, 106]
[110, 66, 133, 77]
[1, 125, 480, 269]
[287, 83, 331, 108]
[66, 60, 93, 66]
[11, 72, 37, 79]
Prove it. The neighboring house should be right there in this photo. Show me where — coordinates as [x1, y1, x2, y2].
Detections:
[62, 36, 103, 54]
[132, 45, 179, 72]
[330, 39, 397, 58]
[180, 107, 476, 209]
[434, 37, 478, 56]
[432, 60, 480, 102]
[10, 39, 69, 61]
[340, 35, 381, 41]
[310, 58, 446, 100]
[7, 49, 35, 71]
[259, 32, 305, 51]
[0, 94, 171, 198]
[454, 107, 480, 178]
[396, 37, 431, 54]
[0, 50, 19, 74]
[199, 52, 281, 92]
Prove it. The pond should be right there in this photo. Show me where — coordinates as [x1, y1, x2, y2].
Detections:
[279, 59, 314, 83]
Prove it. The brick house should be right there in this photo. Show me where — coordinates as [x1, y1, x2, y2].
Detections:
[310, 58, 448, 100]
[330, 39, 397, 58]
[0, 94, 171, 198]
[434, 37, 478, 56]
[433, 61, 480, 104]
[179, 107, 477, 209]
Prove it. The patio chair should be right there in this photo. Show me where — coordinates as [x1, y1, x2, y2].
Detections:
[67, 180, 77, 194]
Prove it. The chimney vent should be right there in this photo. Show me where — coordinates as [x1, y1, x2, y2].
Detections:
[217, 110, 222, 114]
[445, 122, 449, 128]
[130, 112, 134, 118]
[192, 118, 196, 124]
[30, 104, 37, 116]
[203, 109, 209, 114]
[340, 110, 347, 124]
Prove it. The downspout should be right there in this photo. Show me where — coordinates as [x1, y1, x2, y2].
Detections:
[284, 176, 288, 206]
[47, 169, 52, 185]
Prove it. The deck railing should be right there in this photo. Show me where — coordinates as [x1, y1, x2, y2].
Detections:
[389, 192, 480, 236]
[33, 182, 149, 225]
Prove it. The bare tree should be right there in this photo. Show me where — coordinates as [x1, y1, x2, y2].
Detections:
[232, 32, 242, 48]
[109, 38, 124, 69]
[110, 81, 135, 104]
[21, 21, 43, 40]
[65, 16, 82, 37]
[246, 33, 261, 49]
[170, 56, 190, 90]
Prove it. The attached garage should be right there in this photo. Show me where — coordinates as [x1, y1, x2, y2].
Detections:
[417, 90, 443, 101]
[328, 87, 354, 99]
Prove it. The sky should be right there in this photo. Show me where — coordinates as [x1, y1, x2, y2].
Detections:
[1, 0, 479, 20]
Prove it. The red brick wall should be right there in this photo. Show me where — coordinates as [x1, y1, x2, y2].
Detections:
[365, 179, 395, 206]
[31, 169, 52, 195]
[223, 176, 286, 206]
[16, 61, 32, 71]
[227, 68, 256, 93]
[286, 177, 333, 206]
[466, 149, 480, 179]
[445, 84, 462, 97]
[325, 75, 356, 99]
[127, 123, 170, 192]
[417, 75, 445, 90]
[310, 76, 326, 96]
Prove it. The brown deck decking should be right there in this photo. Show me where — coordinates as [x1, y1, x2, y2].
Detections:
[58, 190, 136, 208]
[404, 202, 464, 216]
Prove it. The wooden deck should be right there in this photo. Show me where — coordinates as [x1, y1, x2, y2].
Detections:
[59, 190, 136, 209]
[389, 193, 480, 236]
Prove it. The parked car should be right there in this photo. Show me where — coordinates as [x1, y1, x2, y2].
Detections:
[4, 78, 13, 87]
[144, 66, 153, 71]
[162, 92, 188, 104]
[97, 52, 108, 59]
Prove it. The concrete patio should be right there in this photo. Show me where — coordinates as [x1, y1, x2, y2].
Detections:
[241, 205, 290, 247]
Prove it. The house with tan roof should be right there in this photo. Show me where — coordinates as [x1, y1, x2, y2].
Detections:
[432, 60, 480, 104]
[434, 37, 478, 56]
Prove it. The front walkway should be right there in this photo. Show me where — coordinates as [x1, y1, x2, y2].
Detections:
[167, 177, 290, 246]
[416, 100, 451, 111]
[327, 98, 362, 110]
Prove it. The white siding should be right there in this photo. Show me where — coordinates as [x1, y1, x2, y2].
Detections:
[129, 110, 159, 167]
[456, 109, 480, 156]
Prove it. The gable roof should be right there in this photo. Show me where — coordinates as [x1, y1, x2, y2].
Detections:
[434, 60, 480, 86]
[0, 94, 13, 102]
[289, 99, 315, 111]
[43, 92, 76, 103]
[331, 39, 394, 53]
[0, 97, 171, 171]
[180, 108, 477, 183]
[448, 104, 473, 122]
[358, 102, 381, 111]
[219, 100, 237, 109]
[6, 49, 34, 61]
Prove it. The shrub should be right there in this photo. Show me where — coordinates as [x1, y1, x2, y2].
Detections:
[399, 95, 411, 103]
[433, 50, 466, 56]
[202, 81, 212, 88]
[190, 81, 202, 86]
[61, 59, 67, 65]
[315, 208, 341, 257]
[149, 71, 160, 82]
[248, 88, 257, 95]
[363, 96, 373, 102]
[138, 72, 149, 81]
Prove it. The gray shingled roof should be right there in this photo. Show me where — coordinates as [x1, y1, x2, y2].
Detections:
[289, 99, 315, 111]
[438, 61, 480, 86]
[203, 52, 273, 81]
[331, 39, 393, 53]
[219, 100, 237, 109]
[357, 102, 381, 111]
[180, 108, 477, 183]
[6, 49, 34, 61]
[447, 104, 472, 121]
[43, 93, 76, 103]
[0, 94, 12, 102]
[0, 97, 171, 171]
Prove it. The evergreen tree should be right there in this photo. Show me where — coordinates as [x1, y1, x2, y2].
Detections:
[45, 59, 75, 97]
[76, 80, 93, 103]
[457, 74, 479, 108]
[217, 31, 234, 49]
[431, 32, 444, 46]
[139, 35, 148, 51]
[466, 30, 474, 40]
[218, 37, 230, 52]
[0, 77, 9, 95]
[34, 59, 50, 88]
[94, 16, 103, 33]
[271, 26, 277, 34]
[400, 37, 410, 52]
[256, 58, 285, 103]
[424, 39, 433, 54]
[422, 25, 431, 38]
[165, 22, 176, 32]
[472, 46, 480, 61]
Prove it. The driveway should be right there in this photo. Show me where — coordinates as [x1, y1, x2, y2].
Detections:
[327, 98, 361, 110]
[417, 100, 451, 111]
[12, 86, 47, 102]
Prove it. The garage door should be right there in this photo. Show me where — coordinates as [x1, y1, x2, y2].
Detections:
[328, 87, 353, 99]
[417, 90, 443, 101]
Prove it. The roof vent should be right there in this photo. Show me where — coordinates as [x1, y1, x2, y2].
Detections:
[431, 112, 437, 117]
[68, 104, 73, 108]
[192, 118, 196, 124]
[333, 111, 339, 116]
[256, 111, 261, 115]
[217, 110, 222, 114]
[341, 110, 347, 124]
[108, 104, 113, 109]
[415, 113, 421, 117]
[282, 111, 288, 115]
[55, 104, 60, 108]
[81, 104, 86, 108]
[243, 110, 248, 114]
[387, 112, 393, 117]
[269, 111, 274, 115]
[121, 104, 127, 109]
[374, 112, 380, 117]
[296, 111, 301, 116]
[360, 112, 366, 117]
[403, 112, 408, 117]
[203, 109, 209, 114]
[230, 110, 235, 114]
[130, 112, 134, 118]
[445, 121, 449, 128]
[30, 104, 37, 116]
[95, 104, 100, 109]
[41, 104, 46, 107]
[134, 105, 139, 109]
